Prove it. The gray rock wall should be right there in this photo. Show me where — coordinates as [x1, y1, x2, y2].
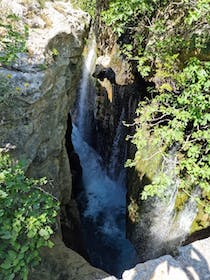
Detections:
[0, 0, 89, 203]
[0, 2, 111, 279]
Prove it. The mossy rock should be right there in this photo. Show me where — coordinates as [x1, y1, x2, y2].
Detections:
[190, 205, 210, 233]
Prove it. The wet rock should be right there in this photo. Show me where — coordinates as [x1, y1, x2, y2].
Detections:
[93, 64, 116, 84]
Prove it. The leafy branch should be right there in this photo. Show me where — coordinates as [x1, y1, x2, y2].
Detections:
[0, 152, 59, 280]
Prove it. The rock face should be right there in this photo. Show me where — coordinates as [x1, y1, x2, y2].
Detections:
[126, 144, 198, 262]
[121, 237, 210, 280]
[92, 50, 145, 177]
[0, 1, 111, 279]
[29, 236, 110, 280]
[38, 236, 208, 280]
[0, 0, 89, 204]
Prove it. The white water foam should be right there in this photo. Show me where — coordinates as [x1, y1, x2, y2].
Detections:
[73, 125, 125, 231]
[72, 123, 137, 276]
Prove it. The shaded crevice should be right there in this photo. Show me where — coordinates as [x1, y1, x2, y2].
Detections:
[184, 226, 210, 245]
[65, 113, 83, 196]
[60, 113, 87, 259]
[92, 64, 151, 177]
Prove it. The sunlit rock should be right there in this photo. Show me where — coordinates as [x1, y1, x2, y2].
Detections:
[121, 237, 210, 280]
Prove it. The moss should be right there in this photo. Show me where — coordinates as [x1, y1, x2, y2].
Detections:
[128, 198, 140, 223]
[38, 0, 46, 9]
[190, 205, 210, 233]
[134, 129, 164, 182]
[175, 191, 189, 211]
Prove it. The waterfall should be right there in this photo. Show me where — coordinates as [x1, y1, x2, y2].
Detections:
[71, 38, 137, 277]
[133, 149, 198, 261]
[77, 37, 97, 140]
[108, 108, 127, 181]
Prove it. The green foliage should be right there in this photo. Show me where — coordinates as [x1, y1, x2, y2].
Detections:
[102, 0, 209, 77]
[103, 0, 210, 215]
[130, 58, 210, 213]
[72, 0, 96, 17]
[0, 14, 28, 65]
[101, 0, 169, 36]
[0, 152, 59, 280]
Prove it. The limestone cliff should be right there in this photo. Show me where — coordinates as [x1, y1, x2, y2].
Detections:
[92, 46, 146, 178]
[0, 0, 89, 203]
[0, 1, 109, 278]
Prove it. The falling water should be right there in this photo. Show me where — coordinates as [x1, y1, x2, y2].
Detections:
[133, 149, 198, 261]
[71, 38, 137, 277]
[77, 37, 97, 139]
[108, 109, 127, 181]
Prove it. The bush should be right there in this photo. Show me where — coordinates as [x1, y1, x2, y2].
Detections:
[72, 0, 96, 17]
[102, 0, 210, 216]
[0, 152, 59, 280]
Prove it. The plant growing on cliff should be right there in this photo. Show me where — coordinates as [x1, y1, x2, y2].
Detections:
[0, 14, 28, 65]
[131, 58, 210, 210]
[72, 0, 96, 17]
[102, 0, 210, 220]
[0, 151, 59, 280]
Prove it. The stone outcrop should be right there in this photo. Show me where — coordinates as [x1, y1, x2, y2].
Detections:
[121, 237, 210, 280]
[43, 236, 208, 280]
[93, 1, 209, 265]
[0, 0, 89, 203]
[92, 49, 145, 177]
[126, 143, 199, 262]
[0, 1, 111, 279]
[29, 236, 110, 280]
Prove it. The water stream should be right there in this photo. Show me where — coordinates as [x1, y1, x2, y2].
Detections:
[71, 38, 137, 277]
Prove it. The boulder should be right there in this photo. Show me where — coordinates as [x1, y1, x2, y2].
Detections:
[121, 237, 210, 280]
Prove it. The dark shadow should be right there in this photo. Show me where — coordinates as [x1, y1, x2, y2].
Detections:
[184, 226, 210, 245]
[92, 64, 151, 176]
[176, 243, 210, 280]
[65, 113, 82, 196]
[60, 113, 87, 259]
[93, 64, 117, 84]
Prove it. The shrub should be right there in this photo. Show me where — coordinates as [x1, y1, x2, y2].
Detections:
[0, 152, 59, 280]
[102, 0, 210, 216]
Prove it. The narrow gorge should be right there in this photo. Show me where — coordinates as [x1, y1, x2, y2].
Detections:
[70, 36, 137, 277]
[0, 1, 209, 280]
